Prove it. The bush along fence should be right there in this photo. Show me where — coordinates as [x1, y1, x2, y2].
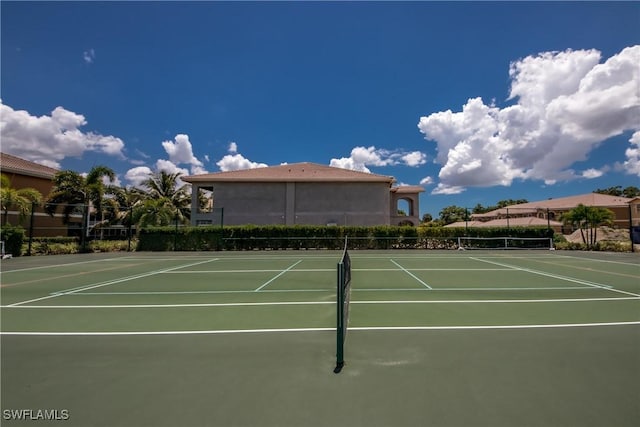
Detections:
[6, 224, 634, 255]
[136, 225, 556, 251]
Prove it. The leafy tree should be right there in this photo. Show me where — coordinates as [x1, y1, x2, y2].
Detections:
[421, 213, 433, 223]
[471, 199, 529, 214]
[45, 166, 117, 247]
[0, 174, 42, 226]
[495, 199, 528, 208]
[622, 186, 640, 198]
[561, 204, 615, 248]
[595, 186, 623, 196]
[472, 203, 487, 214]
[594, 186, 640, 198]
[132, 197, 176, 227]
[45, 166, 117, 224]
[110, 186, 146, 228]
[141, 171, 191, 224]
[438, 205, 468, 225]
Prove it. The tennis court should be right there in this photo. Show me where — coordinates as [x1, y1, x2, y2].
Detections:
[1, 250, 639, 426]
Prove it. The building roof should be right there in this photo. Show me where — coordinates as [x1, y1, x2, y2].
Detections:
[391, 185, 425, 194]
[472, 192, 632, 219]
[0, 152, 59, 180]
[183, 162, 396, 184]
[445, 217, 563, 228]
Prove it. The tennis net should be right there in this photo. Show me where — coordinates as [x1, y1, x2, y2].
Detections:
[334, 237, 352, 373]
[457, 236, 554, 250]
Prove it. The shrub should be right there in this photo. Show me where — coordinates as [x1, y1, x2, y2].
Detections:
[136, 225, 558, 251]
[1, 225, 25, 257]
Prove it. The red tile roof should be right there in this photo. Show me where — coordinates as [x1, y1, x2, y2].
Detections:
[445, 217, 563, 228]
[472, 193, 632, 219]
[183, 162, 396, 183]
[0, 152, 59, 179]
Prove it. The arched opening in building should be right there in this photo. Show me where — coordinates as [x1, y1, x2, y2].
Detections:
[396, 198, 413, 217]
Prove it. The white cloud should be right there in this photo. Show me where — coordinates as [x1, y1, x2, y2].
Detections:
[431, 183, 465, 195]
[125, 166, 153, 188]
[330, 156, 371, 173]
[330, 146, 427, 173]
[401, 151, 427, 167]
[124, 161, 192, 189]
[161, 134, 206, 175]
[215, 143, 267, 172]
[83, 48, 96, 64]
[621, 130, 640, 177]
[418, 45, 640, 193]
[581, 168, 604, 179]
[156, 159, 190, 176]
[419, 176, 434, 185]
[0, 102, 125, 168]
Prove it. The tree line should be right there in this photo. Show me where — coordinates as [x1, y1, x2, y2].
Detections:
[2, 163, 637, 242]
[1, 165, 201, 232]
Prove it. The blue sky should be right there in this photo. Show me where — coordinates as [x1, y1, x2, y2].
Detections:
[1, 1, 639, 217]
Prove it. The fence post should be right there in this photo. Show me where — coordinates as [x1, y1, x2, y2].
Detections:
[630, 204, 635, 253]
[174, 213, 179, 251]
[547, 208, 551, 232]
[81, 204, 88, 252]
[27, 201, 36, 256]
[127, 206, 133, 252]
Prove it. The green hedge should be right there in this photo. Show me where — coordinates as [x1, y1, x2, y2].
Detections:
[1, 225, 25, 257]
[26, 236, 79, 255]
[136, 225, 555, 251]
[20, 237, 135, 256]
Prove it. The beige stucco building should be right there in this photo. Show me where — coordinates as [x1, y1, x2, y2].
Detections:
[183, 162, 424, 226]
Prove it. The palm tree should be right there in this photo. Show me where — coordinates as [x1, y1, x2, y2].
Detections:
[44, 166, 117, 243]
[132, 197, 176, 227]
[0, 174, 43, 226]
[561, 204, 615, 248]
[141, 171, 191, 224]
[110, 186, 146, 229]
[584, 206, 615, 246]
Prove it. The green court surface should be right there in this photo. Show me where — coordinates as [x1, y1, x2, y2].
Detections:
[1, 250, 639, 427]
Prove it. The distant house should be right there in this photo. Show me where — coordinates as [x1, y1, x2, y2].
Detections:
[0, 152, 77, 236]
[445, 193, 639, 233]
[183, 162, 424, 226]
[1, 152, 57, 199]
[0, 152, 73, 236]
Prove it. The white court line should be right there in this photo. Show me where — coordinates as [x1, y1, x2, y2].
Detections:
[64, 285, 600, 296]
[2, 296, 638, 309]
[0, 257, 131, 274]
[2, 321, 639, 335]
[66, 289, 334, 295]
[8, 258, 220, 307]
[470, 257, 640, 297]
[164, 268, 334, 274]
[162, 268, 514, 274]
[254, 260, 303, 292]
[560, 254, 640, 267]
[390, 260, 432, 289]
[2, 301, 335, 309]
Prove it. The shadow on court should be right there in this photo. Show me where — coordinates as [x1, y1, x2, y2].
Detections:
[2, 325, 638, 427]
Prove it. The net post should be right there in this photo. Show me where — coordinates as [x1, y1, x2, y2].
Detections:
[334, 261, 345, 373]
[334, 236, 348, 374]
